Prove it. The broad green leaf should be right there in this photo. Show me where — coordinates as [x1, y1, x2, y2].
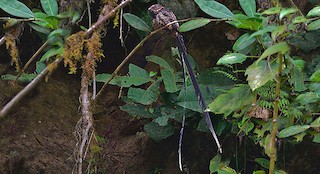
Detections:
[253, 170, 266, 174]
[309, 83, 320, 95]
[43, 16, 60, 29]
[311, 116, 320, 127]
[146, 55, 174, 72]
[292, 16, 306, 24]
[176, 84, 220, 113]
[239, 0, 256, 17]
[257, 42, 289, 63]
[144, 122, 174, 142]
[96, 64, 152, 87]
[264, 134, 272, 157]
[228, 14, 262, 30]
[127, 80, 161, 105]
[0, 0, 34, 18]
[294, 132, 307, 142]
[278, 125, 310, 138]
[161, 69, 180, 93]
[217, 166, 237, 174]
[307, 6, 320, 17]
[255, 158, 270, 169]
[120, 103, 160, 118]
[238, 117, 254, 135]
[262, 7, 281, 15]
[293, 58, 305, 71]
[129, 64, 150, 79]
[279, 8, 298, 21]
[238, 121, 254, 135]
[296, 92, 319, 105]
[195, 0, 234, 19]
[313, 133, 320, 143]
[113, 64, 153, 87]
[233, 33, 256, 52]
[271, 25, 286, 41]
[209, 154, 221, 173]
[96, 73, 117, 85]
[41, 0, 58, 16]
[245, 60, 278, 91]
[33, 12, 50, 28]
[249, 26, 277, 39]
[40, 46, 64, 62]
[154, 116, 169, 126]
[217, 53, 247, 65]
[47, 29, 71, 45]
[292, 65, 307, 91]
[208, 84, 254, 117]
[35, 61, 46, 74]
[123, 13, 150, 32]
[307, 19, 320, 31]
[178, 18, 211, 32]
[28, 23, 51, 34]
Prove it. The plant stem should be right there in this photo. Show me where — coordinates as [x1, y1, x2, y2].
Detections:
[15, 40, 49, 80]
[94, 21, 179, 101]
[0, 58, 62, 119]
[269, 53, 283, 174]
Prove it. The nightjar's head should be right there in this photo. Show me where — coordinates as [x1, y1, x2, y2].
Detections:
[148, 4, 164, 16]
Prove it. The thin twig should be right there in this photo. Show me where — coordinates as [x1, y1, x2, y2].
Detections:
[94, 20, 179, 100]
[15, 40, 49, 80]
[0, 58, 62, 119]
[85, 0, 133, 38]
[0, 0, 133, 120]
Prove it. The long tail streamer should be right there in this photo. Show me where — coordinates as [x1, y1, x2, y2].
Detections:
[175, 32, 222, 171]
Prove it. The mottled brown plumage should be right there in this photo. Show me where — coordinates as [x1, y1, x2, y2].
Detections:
[148, 4, 223, 172]
[148, 4, 179, 32]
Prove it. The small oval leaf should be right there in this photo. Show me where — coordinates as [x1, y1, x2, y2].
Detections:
[0, 0, 34, 18]
[178, 18, 211, 32]
[233, 33, 256, 52]
[262, 7, 281, 15]
[41, 0, 58, 16]
[310, 70, 320, 82]
[217, 53, 247, 65]
[239, 0, 256, 17]
[278, 125, 310, 138]
[257, 42, 289, 63]
[123, 13, 151, 32]
[307, 19, 320, 31]
[40, 47, 64, 62]
[209, 154, 221, 173]
[279, 8, 298, 21]
[195, 0, 234, 19]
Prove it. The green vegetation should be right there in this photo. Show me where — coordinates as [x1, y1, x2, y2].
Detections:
[0, 0, 319, 173]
